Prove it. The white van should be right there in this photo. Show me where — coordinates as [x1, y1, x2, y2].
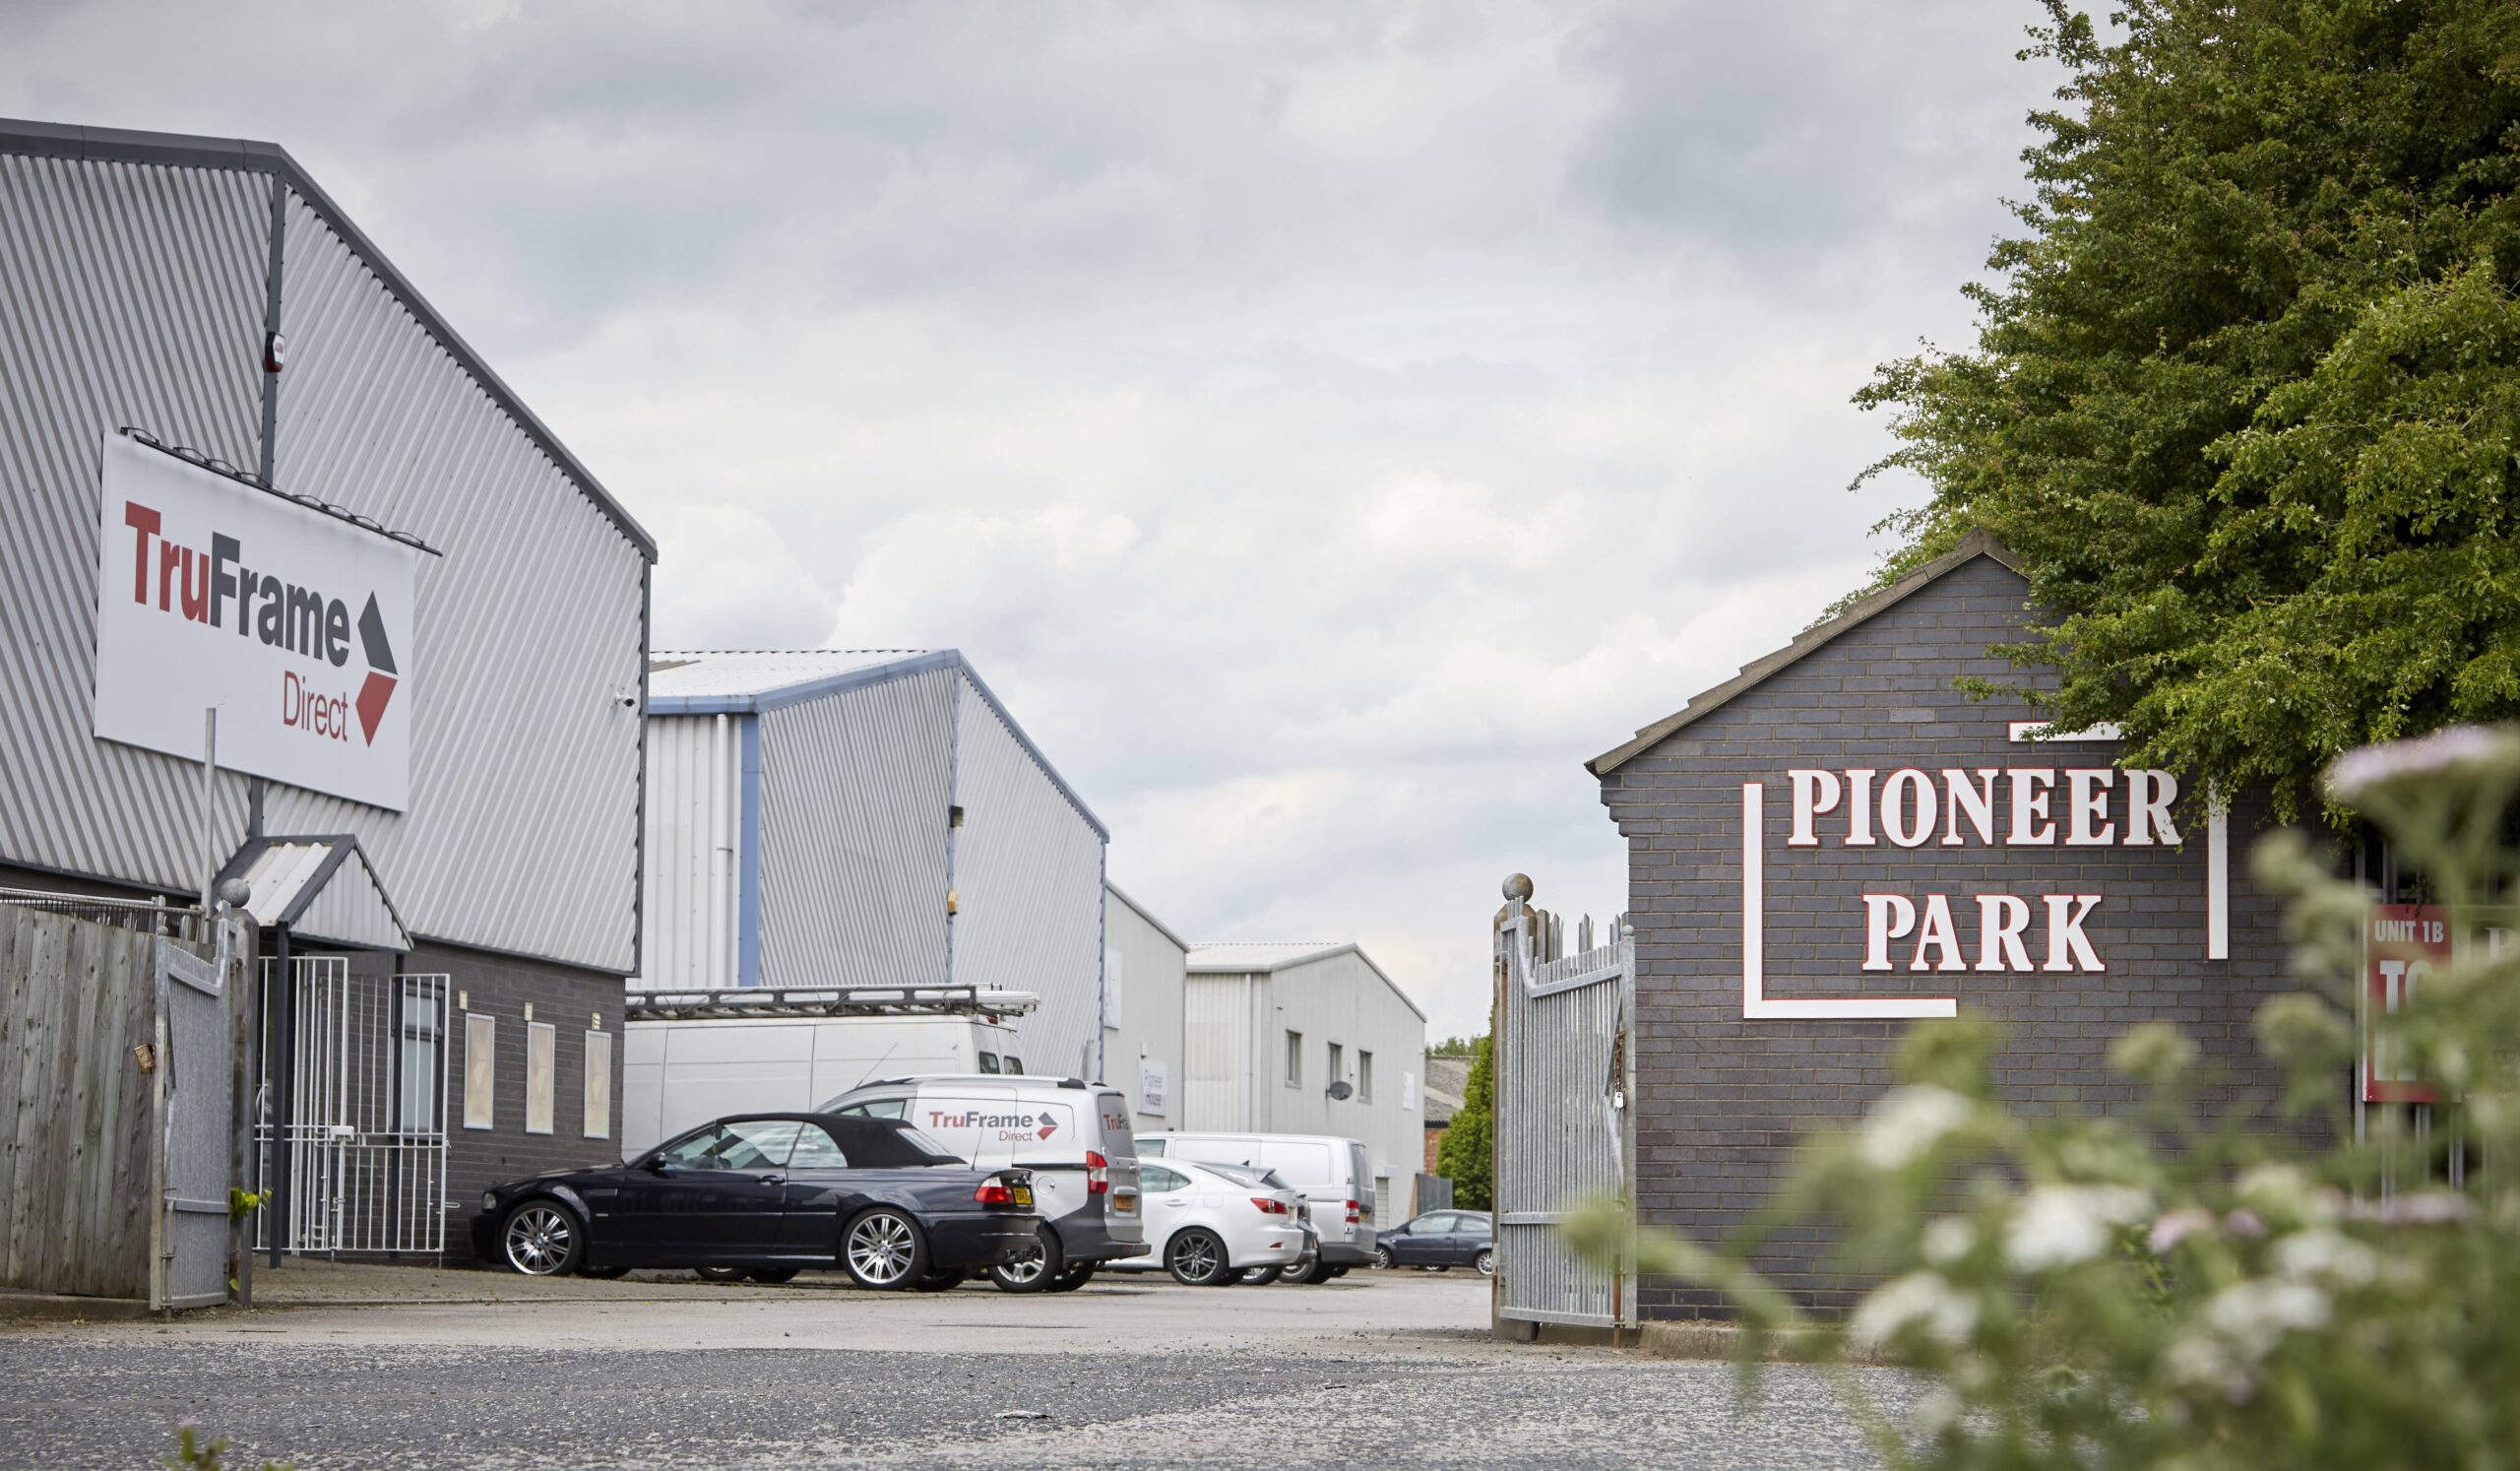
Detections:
[1139, 1132, 1376, 1277]
[819, 1075, 1144, 1293]
[622, 1002, 1034, 1158]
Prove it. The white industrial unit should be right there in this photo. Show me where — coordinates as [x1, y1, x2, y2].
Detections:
[639, 650, 1109, 1081]
[1102, 882, 1187, 1132]
[1180, 942, 1428, 1222]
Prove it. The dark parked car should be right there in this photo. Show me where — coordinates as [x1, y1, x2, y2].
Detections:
[471, 1113, 1040, 1291]
[1371, 1210, 1494, 1274]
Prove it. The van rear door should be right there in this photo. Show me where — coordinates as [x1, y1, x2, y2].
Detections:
[1094, 1089, 1142, 1244]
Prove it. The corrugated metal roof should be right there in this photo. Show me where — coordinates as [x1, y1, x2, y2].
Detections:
[1185, 941, 1356, 972]
[0, 118, 656, 560]
[1187, 941, 1428, 1023]
[649, 650, 930, 703]
[648, 649, 1107, 841]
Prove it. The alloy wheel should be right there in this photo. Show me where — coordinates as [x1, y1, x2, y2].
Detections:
[997, 1243, 1047, 1286]
[1372, 1247, 1394, 1270]
[1168, 1231, 1224, 1285]
[504, 1204, 574, 1276]
[848, 1212, 919, 1287]
[1476, 1248, 1495, 1277]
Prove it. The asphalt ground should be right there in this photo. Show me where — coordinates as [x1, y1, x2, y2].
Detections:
[0, 1269, 1920, 1468]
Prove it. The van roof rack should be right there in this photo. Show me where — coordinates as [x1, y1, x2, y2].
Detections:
[624, 985, 1041, 1021]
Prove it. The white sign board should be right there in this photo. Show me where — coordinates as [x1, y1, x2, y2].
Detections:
[1138, 1057, 1168, 1117]
[94, 434, 420, 810]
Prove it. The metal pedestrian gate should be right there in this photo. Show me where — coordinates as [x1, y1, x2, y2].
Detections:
[1493, 878, 1636, 1329]
[153, 936, 234, 1310]
[256, 958, 451, 1255]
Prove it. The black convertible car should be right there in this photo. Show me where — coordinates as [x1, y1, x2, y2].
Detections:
[471, 1113, 1041, 1291]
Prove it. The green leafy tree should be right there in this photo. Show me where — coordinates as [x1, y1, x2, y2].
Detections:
[1436, 1034, 1495, 1211]
[1858, 0, 2520, 818]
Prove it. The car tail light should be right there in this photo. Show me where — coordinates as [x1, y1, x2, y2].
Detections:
[1345, 1199, 1363, 1224]
[1251, 1197, 1291, 1215]
[975, 1178, 1015, 1206]
[1086, 1150, 1109, 1195]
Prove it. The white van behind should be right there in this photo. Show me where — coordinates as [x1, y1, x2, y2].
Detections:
[621, 988, 1038, 1158]
[1139, 1131, 1376, 1279]
[819, 1075, 1144, 1293]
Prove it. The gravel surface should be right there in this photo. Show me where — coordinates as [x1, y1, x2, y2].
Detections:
[0, 1275, 1919, 1468]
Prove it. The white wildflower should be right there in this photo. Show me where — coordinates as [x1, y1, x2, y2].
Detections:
[2204, 1279, 2330, 1362]
[1847, 1271, 1979, 1350]
[2005, 1184, 2155, 1272]
[2160, 1333, 2254, 1403]
[2353, 1190, 2476, 1227]
[2271, 1227, 2378, 1289]
[2326, 726, 2520, 803]
[2146, 1206, 2217, 1254]
[1858, 1085, 1975, 1170]
[1922, 1216, 1976, 1266]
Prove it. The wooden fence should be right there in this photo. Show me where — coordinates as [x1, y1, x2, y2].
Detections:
[0, 902, 207, 1298]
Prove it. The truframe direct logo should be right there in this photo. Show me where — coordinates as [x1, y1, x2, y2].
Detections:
[93, 434, 422, 811]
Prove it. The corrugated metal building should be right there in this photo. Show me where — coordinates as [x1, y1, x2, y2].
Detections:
[1103, 882, 1187, 1133]
[0, 119, 655, 1262]
[640, 649, 1110, 1080]
[1181, 941, 1429, 1218]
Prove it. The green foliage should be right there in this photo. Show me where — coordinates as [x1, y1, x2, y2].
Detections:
[227, 1187, 270, 1223]
[1857, 0, 2520, 819]
[1436, 1034, 1494, 1211]
[1572, 726, 2520, 1468]
[164, 1421, 291, 1471]
[1427, 1035, 1485, 1056]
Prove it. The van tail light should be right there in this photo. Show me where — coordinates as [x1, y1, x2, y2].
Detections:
[974, 1177, 1015, 1207]
[1251, 1197, 1291, 1215]
[1086, 1150, 1109, 1195]
[1345, 1200, 1363, 1225]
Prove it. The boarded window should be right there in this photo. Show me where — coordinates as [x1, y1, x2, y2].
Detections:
[462, 1013, 495, 1130]
[583, 1030, 611, 1139]
[525, 1022, 556, 1135]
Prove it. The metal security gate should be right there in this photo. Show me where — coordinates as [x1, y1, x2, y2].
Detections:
[153, 936, 234, 1309]
[256, 958, 450, 1255]
[1493, 878, 1636, 1328]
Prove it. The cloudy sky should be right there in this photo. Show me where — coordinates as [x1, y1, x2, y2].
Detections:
[4, 1, 2065, 1040]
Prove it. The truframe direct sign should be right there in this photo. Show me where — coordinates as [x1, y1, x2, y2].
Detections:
[93, 433, 421, 811]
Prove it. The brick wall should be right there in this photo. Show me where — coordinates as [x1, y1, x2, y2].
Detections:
[1600, 553, 2297, 1319]
[421, 940, 626, 1261]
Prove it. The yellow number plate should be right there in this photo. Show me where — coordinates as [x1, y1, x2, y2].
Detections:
[1112, 1193, 1136, 1213]
[1012, 1183, 1035, 1209]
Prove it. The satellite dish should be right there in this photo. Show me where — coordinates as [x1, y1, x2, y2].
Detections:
[1326, 1080, 1354, 1101]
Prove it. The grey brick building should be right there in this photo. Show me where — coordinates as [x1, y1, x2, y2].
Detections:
[1588, 532, 2291, 1317]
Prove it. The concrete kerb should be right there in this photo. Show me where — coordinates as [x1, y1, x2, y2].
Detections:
[0, 1290, 156, 1324]
[1635, 1318, 1895, 1367]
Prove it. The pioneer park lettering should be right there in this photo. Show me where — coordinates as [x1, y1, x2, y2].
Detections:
[1786, 766, 2181, 975]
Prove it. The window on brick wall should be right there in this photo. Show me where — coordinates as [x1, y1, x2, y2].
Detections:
[583, 1030, 611, 1139]
[525, 1022, 556, 1135]
[462, 1013, 494, 1130]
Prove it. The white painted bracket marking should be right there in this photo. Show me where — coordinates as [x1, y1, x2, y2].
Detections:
[1741, 782, 1959, 1021]
[2206, 786, 2229, 960]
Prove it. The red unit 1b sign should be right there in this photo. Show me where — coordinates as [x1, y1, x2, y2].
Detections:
[2364, 903, 2448, 1105]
